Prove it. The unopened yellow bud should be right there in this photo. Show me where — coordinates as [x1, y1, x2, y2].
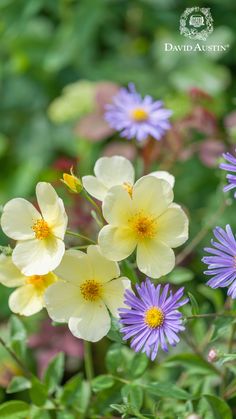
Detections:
[61, 170, 82, 193]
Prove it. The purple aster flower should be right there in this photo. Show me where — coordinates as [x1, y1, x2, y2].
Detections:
[220, 150, 236, 197]
[119, 279, 188, 361]
[202, 225, 236, 298]
[104, 83, 172, 142]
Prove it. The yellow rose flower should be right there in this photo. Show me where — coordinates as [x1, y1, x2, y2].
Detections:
[98, 175, 188, 278]
[1, 182, 68, 276]
[82, 155, 175, 202]
[45, 245, 130, 342]
[0, 254, 57, 316]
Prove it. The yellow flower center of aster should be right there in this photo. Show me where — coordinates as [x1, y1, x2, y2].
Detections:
[131, 107, 148, 122]
[129, 212, 157, 239]
[80, 280, 102, 302]
[32, 219, 51, 240]
[144, 306, 164, 328]
[26, 273, 56, 292]
[123, 182, 133, 197]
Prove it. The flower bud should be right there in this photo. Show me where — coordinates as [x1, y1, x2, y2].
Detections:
[207, 348, 218, 363]
[61, 169, 82, 193]
[186, 415, 202, 419]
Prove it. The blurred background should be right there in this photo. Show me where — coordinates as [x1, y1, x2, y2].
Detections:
[0, 0, 236, 406]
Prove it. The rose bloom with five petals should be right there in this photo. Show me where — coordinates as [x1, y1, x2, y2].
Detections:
[82, 155, 175, 202]
[0, 254, 57, 316]
[1, 182, 68, 276]
[98, 175, 188, 278]
[45, 245, 130, 342]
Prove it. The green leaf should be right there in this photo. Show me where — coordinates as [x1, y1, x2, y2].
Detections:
[74, 381, 90, 414]
[188, 292, 199, 315]
[60, 374, 82, 407]
[9, 316, 27, 341]
[106, 317, 123, 344]
[29, 405, 51, 419]
[29, 377, 48, 407]
[210, 317, 233, 342]
[147, 382, 192, 400]
[105, 344, 123, 373]
[43, 352, 64, 394]
[167, 267, 194, 284]
[204, 395, 232, 419]
[0, 401, 29, 418]
[129, 352, 149, 378]
[7, 376, 31, 394]
[120, 260, 138, 284]
[164, 353, 218, 376]
[122, 383, 143, 410]
[91, 375, 114, 392]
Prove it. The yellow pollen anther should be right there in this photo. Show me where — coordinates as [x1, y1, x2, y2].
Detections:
[32, 219, 51, 240]
[123, 182, 133, 197]
[129, 212, 157, 239]
[144, 306, 164, 328]
[80, 280, 102, 302]
[131, 107, 148, 122]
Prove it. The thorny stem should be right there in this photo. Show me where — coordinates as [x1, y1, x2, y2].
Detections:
[66, 230, 96, 244]
[84, 341, 94, 384]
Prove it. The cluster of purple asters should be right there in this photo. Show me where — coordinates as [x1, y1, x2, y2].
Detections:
[202, 225, 236, 298]
[220, 149, 236, 197]
[119, 279, 188, 361]
[105, 83, 172, 142]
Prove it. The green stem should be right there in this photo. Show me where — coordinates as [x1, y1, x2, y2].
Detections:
[0, 337, 31, 378]
[66, 230, 96, 244]
[82, 190, 104, 221]
[84, 341, 94, 383]
[186, 312, 236, 320]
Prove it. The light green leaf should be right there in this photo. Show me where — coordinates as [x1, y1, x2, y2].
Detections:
[91, 375, 114, 392]
[129, 353, 149, 378]
[60, 374, 82, 406]
[204, 395, 232, 419]
[188, 292, 199, 315]
[122, 383, 143, 410]
[147, 381, 192, 400]
[29, 377, 48, 407]
[0, 401, 29, 419]
[164, 353, 218, 376]
[7, 376, 31, 394]
[167, 267, 194, 284]
[43, 352, 65, 394]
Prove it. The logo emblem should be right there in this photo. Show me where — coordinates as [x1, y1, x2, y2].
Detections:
[180, 7, 213, 41]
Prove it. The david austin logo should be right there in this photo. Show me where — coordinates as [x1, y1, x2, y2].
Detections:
[180, 7, 213, 41]
[164, 7, 229, 53]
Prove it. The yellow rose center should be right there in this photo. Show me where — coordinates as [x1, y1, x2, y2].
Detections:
[144, 306, 164, 328]
[80, 280, 102, 302]
[26, 273, 56, 292]
[32, 219, 51, 240]
[129, 212, 157, 239]
[131, 107, 148, 122]
[123, 182, 133, 197]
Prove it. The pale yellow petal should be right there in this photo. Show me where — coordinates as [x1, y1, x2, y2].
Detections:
[9, 284, 44, 316]
[150, 171, 175, 188]
[103, 277, 131, 317]
[136, 239, 175, 278]
[98, 225, 136, 261]
[13, 237, 65, 276]
[94, 156, 134, 189]
[68, 300, 111, 342]
[157, 204, 189, 248]
[132, 176, 173, 217]
[102, 185, 133, 225]
[55, 249, 93, 285]
[0, 255, 25, 288]
[45, 281, 82, 322]
[36, 182, 68, 239]
[82, 176, 108, 201]
[1, 198, 40, 240]
[87, 245, 120, 282]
